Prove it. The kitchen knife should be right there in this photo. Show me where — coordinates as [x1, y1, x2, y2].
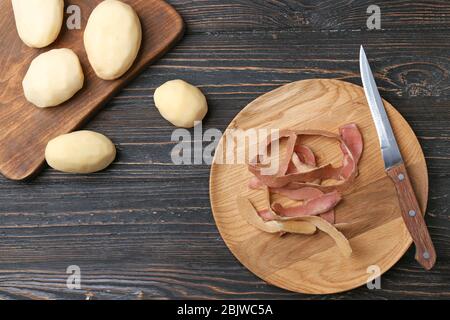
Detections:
[359, 46, 436, 270]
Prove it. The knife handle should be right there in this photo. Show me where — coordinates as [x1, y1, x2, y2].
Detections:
[387, 163, 436, 270]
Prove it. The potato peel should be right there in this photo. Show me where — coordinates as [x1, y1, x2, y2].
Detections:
[237, 196, 351, 256]
[287, 216, 353, 258]
[236, 196, 316, 235]
[238, 124, 363, 258]
[277, 220, 317, 235]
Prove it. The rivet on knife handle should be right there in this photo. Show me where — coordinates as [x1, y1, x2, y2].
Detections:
[387, 163, 436, 270]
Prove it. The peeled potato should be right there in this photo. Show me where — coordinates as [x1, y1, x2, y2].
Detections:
[12, 0, 64, 48]
[154, 80, 208, 128]
[45, 131, 116, 174]
[84, 0, 142, 80]
[22, 48, 84, 108]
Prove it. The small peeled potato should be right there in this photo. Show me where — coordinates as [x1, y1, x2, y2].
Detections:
[45, 131, 116, 174]
[22, 48, 84, 108]
[12, 0, 64, 48]
[154, 80, 208, 128]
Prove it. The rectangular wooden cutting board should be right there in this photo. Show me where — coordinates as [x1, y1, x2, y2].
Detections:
[0, 0, 184, 180]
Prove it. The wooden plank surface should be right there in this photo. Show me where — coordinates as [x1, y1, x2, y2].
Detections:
[171, 0, 450, 32]
[0, 0, 449, 299]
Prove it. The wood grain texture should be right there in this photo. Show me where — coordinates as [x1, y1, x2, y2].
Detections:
[0, 0, 449, 300]
[387, 163, 436, 270]
[168, 0, 450, 33]
[0, 0, 184, 181]
[210, 79, 428, 294]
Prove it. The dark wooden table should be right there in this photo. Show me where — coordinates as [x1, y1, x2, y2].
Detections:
[0, 0, 449, 300]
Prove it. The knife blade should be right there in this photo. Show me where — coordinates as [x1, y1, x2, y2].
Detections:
[359, 45, 436, 270]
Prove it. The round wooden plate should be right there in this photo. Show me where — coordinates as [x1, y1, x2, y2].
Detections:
[209, 79, 428, 294]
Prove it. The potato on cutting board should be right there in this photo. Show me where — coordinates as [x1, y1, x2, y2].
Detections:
[84, 0, 142, 80]
[12, 0, 64, 48]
